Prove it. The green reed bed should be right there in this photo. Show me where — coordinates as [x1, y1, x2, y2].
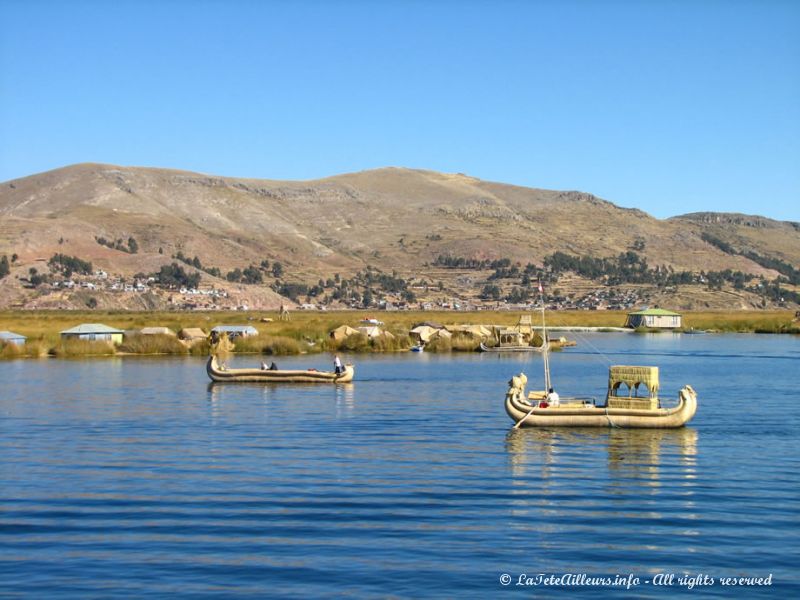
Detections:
[371, 332, 412, 352]
[53, 339, 117, 357]
[424, 336, 452, 353]
[328, 333, 371, 353]
[0, 338, 51, 358]
[681, 311, 796, 333]
[118, 334, 189, 355]
[449, 333, 482, 352]
[188, 339, 211, 356]
[233, 334, 304, 355]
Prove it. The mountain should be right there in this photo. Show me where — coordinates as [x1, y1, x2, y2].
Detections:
[0, 163, 798, 310]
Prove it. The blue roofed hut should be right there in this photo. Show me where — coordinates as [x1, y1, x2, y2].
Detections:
[0, 331, 27, 346]
[60, 323, 125, 345]
[210, 325, 259, 341]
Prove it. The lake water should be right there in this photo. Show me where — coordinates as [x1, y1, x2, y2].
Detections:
[1, 333, 798, 598]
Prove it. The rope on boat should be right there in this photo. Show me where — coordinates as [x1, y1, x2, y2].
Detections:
[568, 328, 618, 368]
[605, 404, 622, 428]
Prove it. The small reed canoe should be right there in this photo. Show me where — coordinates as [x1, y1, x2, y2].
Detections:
[207, 355, 354, 383]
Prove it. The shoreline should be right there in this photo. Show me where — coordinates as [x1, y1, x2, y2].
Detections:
[1, 309, 797, 359]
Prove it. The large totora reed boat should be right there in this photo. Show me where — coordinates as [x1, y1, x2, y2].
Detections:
[503, 282, 696, 428]
[207, 355, 354, 383]
[505, 365, 697, 428]
[479, 316, 548, 353]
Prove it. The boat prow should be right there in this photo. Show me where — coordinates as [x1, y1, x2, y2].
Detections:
[207, 355, 354, 383]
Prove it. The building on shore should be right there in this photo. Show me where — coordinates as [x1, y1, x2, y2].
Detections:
[210, 325, 258, 341]
[625, 308, 682, 329]
[0, 331, 27, 346]
[60, 323, 124, 344]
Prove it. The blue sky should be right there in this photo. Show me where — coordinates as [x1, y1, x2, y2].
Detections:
[1, 0, 798, 221]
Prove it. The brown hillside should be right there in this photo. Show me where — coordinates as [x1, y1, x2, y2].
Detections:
[0, 164, 798, 310]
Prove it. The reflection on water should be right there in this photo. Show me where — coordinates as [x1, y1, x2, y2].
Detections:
[207, 381, 357, 423]
[504, 427, 701, 531]
[2, 336, 799, 598]
[334, 383, 355, 417]
[506, 427, 698, 480]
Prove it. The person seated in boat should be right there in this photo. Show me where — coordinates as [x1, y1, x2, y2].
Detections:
[334, 354, 343, 375]
[547, 387, 560, 407]
[269, 361, 278, 370]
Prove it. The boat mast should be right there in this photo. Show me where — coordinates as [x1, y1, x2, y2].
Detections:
[539, 280, 551, 392]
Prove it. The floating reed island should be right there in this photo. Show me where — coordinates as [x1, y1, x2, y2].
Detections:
[0, 309, 797, 359]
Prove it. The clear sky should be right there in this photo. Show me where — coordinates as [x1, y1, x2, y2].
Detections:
[1, 0, 798, 221]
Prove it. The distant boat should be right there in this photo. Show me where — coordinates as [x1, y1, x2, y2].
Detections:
[480, 341, 547, 353]
[360, 317, 384, 326]
[479, 327, 547, 353]
[410, 344, 425, 352]
[207, 355, 354, 383]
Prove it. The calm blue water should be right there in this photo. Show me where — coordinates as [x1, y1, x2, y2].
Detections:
[1, 333, 798, 598]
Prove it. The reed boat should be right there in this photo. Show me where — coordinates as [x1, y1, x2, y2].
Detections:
[206, 355, 354, 383]
[479, 341, 546, 353]
[505, 366, 697, 428]
[503, 281, 696, 428]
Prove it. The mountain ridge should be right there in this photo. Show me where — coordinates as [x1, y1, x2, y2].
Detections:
[1, 163, 798, 311]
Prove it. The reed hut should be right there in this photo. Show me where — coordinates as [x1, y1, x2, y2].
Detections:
[140, 326, 177, 336]
[179, 328, 207, 344]
[329, 325, 359, 342]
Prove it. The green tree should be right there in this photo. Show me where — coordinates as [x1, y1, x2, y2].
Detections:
[242, 265, 263, 284]
[0, 255, 9, 278]
[271, 262, 283, 278]
[362, 289, 373, 307]
[155, 263, 201, 289]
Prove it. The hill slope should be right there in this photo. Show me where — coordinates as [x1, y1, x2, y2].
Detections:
[1, 164, 798, 310]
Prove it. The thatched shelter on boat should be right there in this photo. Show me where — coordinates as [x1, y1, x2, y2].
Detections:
[60, 323, 124, 345]
[0, 331, 26, 346]
[625, 308, 682, 329]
